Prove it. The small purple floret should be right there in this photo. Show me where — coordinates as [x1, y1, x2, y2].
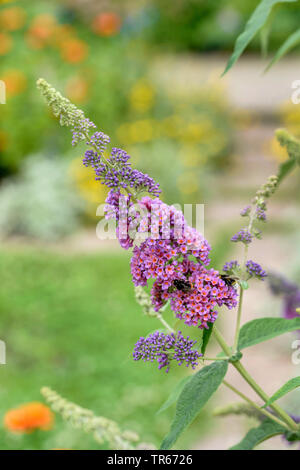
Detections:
[133, 331, 202, 373]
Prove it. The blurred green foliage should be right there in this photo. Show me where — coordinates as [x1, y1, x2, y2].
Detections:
[0, 249, 216, 449]
[146, 0, 300, 53]
[0, 0, 235, 210]
[0, 234, 230, 449]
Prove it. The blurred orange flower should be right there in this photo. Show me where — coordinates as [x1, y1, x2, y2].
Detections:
[4, 402, 54, 433]
[60, 38, 88, 64]
[0, 6, 26, 31]
[92, 12, 121, 37]
[1, 69, 26, 96]
[26, 14, 56, 49]
[0, 32, 12, 55]
[66, 76, 89, 103]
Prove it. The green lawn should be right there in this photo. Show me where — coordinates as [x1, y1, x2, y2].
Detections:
[0, 248, 216, 450]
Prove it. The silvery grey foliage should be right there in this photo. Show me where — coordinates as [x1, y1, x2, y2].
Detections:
[0, 155, 83, 241]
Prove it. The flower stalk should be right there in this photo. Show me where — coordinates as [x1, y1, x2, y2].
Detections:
[222, 380, 289, 430]
[213, 327, 299, 432]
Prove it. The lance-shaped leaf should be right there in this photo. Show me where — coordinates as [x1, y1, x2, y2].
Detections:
[160, 361, 228, 450]
[266, 28, 300, 71]
[223, 0, 297, 75]
[263, 377, 300, 407]
[201, 322, 214, 356]
[230, 419, 285, 450]
[238, 317, 300, 350]
[277, 158, 297, 183]
[156, 376, 191, 415]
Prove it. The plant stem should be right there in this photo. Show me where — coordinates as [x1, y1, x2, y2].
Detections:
[233, 361, 299, 431]
[202, 357, 230, 362]
[213, 326, 232, 357]
[222, 380, 289, 430]
[233, 286, 244, 352]
[156, 313, 175, 333]
[232, 207, 254, 353]
[213, 326, 299, 431]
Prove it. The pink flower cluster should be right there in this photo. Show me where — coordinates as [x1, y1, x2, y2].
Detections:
[105, 193, 237, 328]
[132, 243, 237, 329]
[129, 198, 238, 329]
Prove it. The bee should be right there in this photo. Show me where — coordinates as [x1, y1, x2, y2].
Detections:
[173, 279, 192, 293]
[220, 274, 238, 287]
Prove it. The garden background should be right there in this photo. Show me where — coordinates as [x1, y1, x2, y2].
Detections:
[0, 0, 300, 450]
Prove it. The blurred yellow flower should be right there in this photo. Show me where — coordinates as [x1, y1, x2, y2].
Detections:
[281, 102, 300, 136]
[130, 119, 154, 143]
[180, 120, 213, 143]
[160, 115, 183, 139]
[129, 80, 155, 113]
[179, 145, 207, 167]
[69, 158, 108, 216]
[267, 136, 288, 163]
[117, 120, 154, 145]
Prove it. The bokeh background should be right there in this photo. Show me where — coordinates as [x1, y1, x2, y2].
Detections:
[0, 0, 300, 450]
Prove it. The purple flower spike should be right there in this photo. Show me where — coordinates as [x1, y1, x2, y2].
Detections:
[256, 207, 267, 222]
[223, 260, 240, 273]
[240, 206, 251, 217]
[133, 331, 202, 373]
[94, 148, 161, 197]
[231, 229, 253, 245]
[246, 260, 267, 280]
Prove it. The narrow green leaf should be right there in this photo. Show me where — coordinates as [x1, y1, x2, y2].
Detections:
[223, 0, 297, 75]
[260, 5, 277, 56]
[238, 317, 300, 351]
[201, 322, 214, 356]
[230, 419, 285, 450]
[156, 376, 191, 415]
[266, 28, 300, 71]
[277, 157, 297, 183]
[264, 377, 300, 407]
[160, 361, 228, 450]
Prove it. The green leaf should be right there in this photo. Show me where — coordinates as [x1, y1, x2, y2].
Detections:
[266, 28, 300, 71]
[277, 157, 297, 183]
[260, 6, 277, 56]
[263, 377, 300, 407]
[160, 361, 228, 450]
[230, 419, 285, 450]
[238, 317, 300, 351]
[201, 322, 214, 356]
[222, 0, 298, 75]
[156, 376, 191, 415]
